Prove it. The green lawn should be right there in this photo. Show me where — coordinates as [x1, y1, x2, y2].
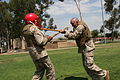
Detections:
[0, 42, 120, 80]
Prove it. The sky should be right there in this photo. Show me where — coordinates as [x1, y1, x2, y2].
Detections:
[45, 0, 110, 37]
[46, 0, 108, 30]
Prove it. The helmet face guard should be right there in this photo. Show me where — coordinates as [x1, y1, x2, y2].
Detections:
[24, 13, 42, 28]
[35, 17, 42, 28]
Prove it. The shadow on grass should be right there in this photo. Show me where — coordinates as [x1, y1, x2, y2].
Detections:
[64, 76, 88, 80]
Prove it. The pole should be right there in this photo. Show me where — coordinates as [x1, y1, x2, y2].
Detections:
[100, 0, 106, 43]
[39, 28, 60, 32]
[74, 0, 82, 21]
[39, 27, 68, 32]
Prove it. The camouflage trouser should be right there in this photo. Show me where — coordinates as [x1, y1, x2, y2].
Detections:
[82, 50, 107, 80]
[32, 56, 55, 80]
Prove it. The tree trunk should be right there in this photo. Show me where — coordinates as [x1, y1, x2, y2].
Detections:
[111, 30, 114, 42]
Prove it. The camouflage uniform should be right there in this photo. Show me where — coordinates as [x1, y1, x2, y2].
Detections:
[64, 21, 107, 80]
[22, 24, 55, 80]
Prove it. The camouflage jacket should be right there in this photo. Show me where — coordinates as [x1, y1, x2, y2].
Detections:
[64, 24, 95, 53]
[22, 24, 49, 59]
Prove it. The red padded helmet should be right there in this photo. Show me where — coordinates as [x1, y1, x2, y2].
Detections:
[24, 13, 42, 28]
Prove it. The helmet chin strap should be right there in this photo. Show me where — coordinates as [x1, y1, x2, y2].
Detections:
[27, 21, 35, 25]
[27, 21, 42, 28]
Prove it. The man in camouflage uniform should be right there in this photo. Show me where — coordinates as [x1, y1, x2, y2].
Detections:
[60, 17, 109, 80]
[22, 13, 55, 80]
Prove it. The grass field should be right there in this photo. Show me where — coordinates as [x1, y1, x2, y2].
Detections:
[0, 42, 120, 80]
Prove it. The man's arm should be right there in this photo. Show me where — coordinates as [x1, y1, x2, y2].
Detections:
[30, 26, 51, 46]
[64, 25, 84, 39]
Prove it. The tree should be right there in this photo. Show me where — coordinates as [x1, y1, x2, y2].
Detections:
[91, 29, 99, 38]
[0, 0, 62, 52]
[59, 0, 64, 2]
[100, 0, 120, 41]
[8, 0, 58, 38]
[48, 18, 57, 29]
[0, 1, 14, 51]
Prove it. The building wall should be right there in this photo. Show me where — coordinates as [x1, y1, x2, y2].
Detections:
[13, 38, 22, 49]
[13, 38, 76, 50]
[45, 40, 76, 49]
[67, 41, 76, 47]
[13, 38, 27, 50]
[45, 41, 58, 49]
[58, 41, 68, 48]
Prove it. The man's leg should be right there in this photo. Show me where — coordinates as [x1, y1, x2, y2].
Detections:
[82, 50, 107, 80]
[32, 60, 45, 80]
[41, 56, 56, 80]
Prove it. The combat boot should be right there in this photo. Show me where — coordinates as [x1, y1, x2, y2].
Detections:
[104, 71, 109, 80]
